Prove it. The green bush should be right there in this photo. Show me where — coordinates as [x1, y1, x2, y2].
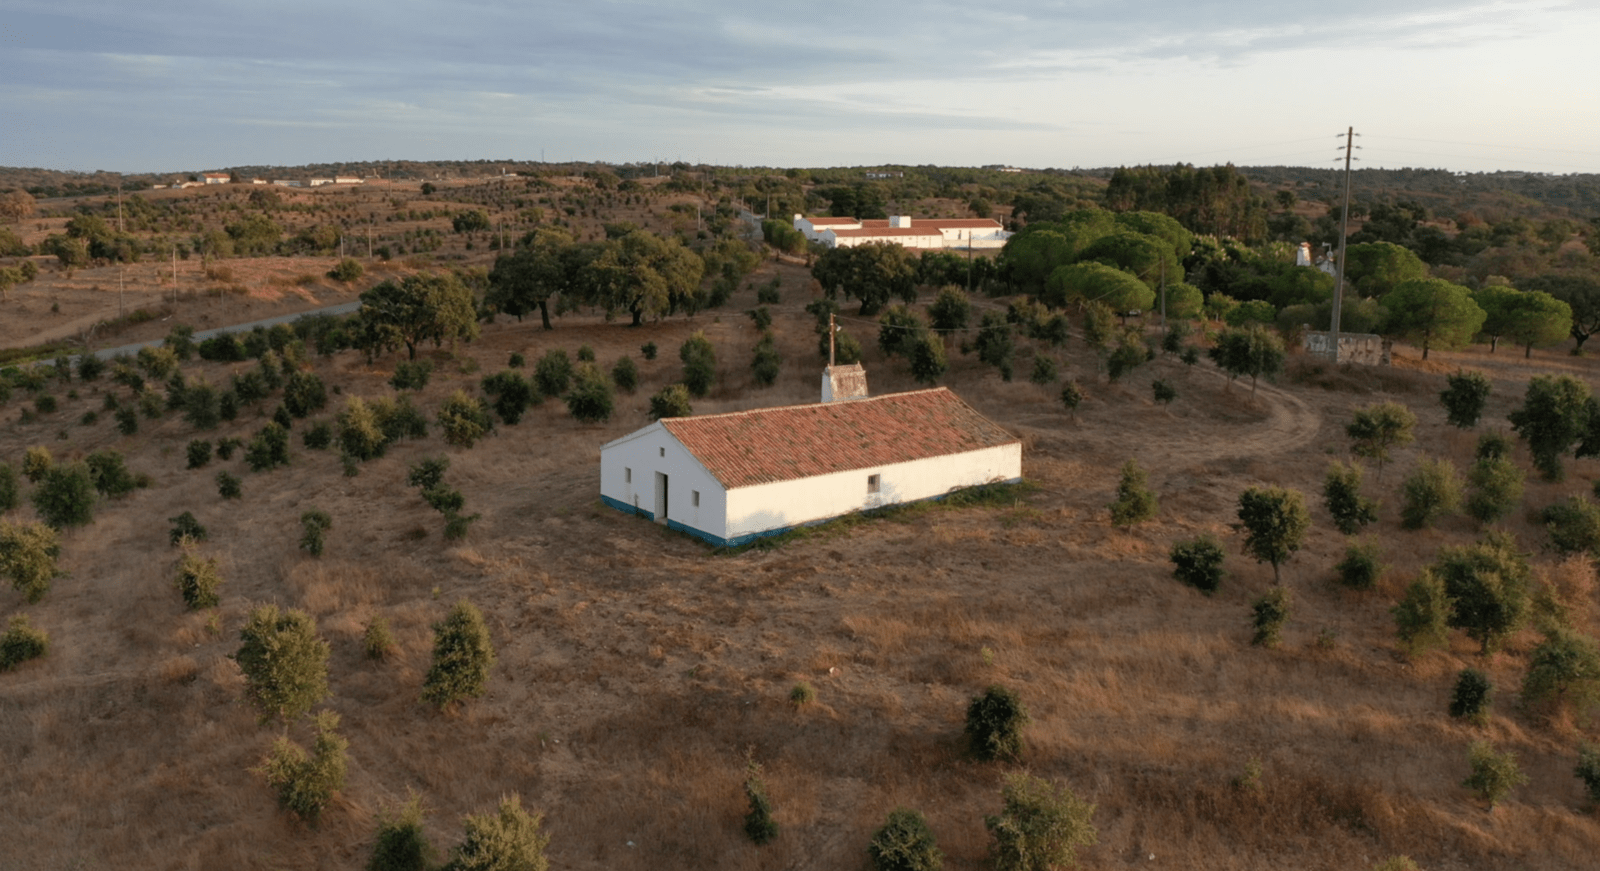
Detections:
[1060, 381, 1084, 416]
[648, 383, 693, 420]
[1476, 431, 1514, 461]
[33, 394, 57, 414]
[867, 807, 943, 871]
[611, 356, 639, 393]
[507, 352, 525, 369]
[391, 360, 433, 391]
[422, 487, 465, 515]
[789, 681, 815, 707]
[245, 422, 291, 471]
[1440, 369, 1492, 428]
[985, 773, 1097, 871]
[481, 371, 537, 424]
[576, 343, 595, 362]
[1151, 378, 1176, 404]
[31, 462, 96, 528]
[0, 614, 49, 671]
[1520, 627, 1600, 718]
[1323, 461, 1379, 534]
[368, 792, 432, 871]
[437, 390, 493, 448]
[680, 331, 716, 397]
[1434, 532, 1530, 654]
[640, 341, 657, 360]
[216, 471, 242, 500]
[1237, 486, 1310, 583]
[186, 439, 213, 470]
[1169, 535, 1225, 594]
[76, 353, 105, 382]
[337, 396, 389, 461]
[564, 364, 613, 424]
[1462, 740, 1527, 809]
[1334, 541, 1383, 590]
[302, 420, 334, 450]
[0, 464, 16, 512]
[1250, 586, 1292, 647]
[1399, 457, 1461, 529]
[1508, 374, 1590, 481]
[85, 449, 137, 497]
[282, 371, 327, 418]
[1465, 456, 1523, 523]
[422, 599, 496, 710]
[300, 509, 332, 557]
[1449, 668, 1492, 724]
[1346, 402, 1416, 478]
[1541, 495, 1600, 556]
[1108, 459, 1157, 528]
[406, 456, 450, 491]
[1392, 570, 1451, 657]
[0, 520, 61, 604]
[1030, 355, 1058, 385]
[236, 604, 330, 724]
[965, 684, 1029, 762]
[364, 617, 396, 661]
[215, 437, 242, 460]
[747, 306, 773, 331]
[533, 349, 573, 396]
[168, 511, 208, 546]
[450, 794, 549, 871]
[22, 446, 52, 483]
[328, 257, 364, 282]
[743, 762, 778, 845]
[256, 711, 348, 824]
[1576, 744, 1600, 806]
[174, 546, 223, 609]
[751, 334, 782, 387]
[115, 406, 138, 435]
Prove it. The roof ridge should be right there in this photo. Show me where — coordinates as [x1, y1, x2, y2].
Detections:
[661, 386, 952, 426]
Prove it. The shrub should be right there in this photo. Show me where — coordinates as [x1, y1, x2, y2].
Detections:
[328, 257, 364, 282]
[368, 792, 432, 871]
[244, 422, 291, 471]
[751, 334, 782, 387]
[1434, 532, 1530, 654]
[1108, 459, 1157, 527]
[965, 684, 1029, 762]
[337, 396, 389, 461]
[742, 761, 779, 845]
[611, 356, 639, 393]
[1323, 461, 1379, 534]
[507, 352, 525, 369]
[1541, 495, 1600, 556]
[442, 511, 480, 541]
[174, 545, 223, 609]
[1151, 378, 1176, 404]
[789, 681, 815, 707]
[0, 520, 61, 604]
[437, 390, 493, 448]
[1399, 457, 1461, 530]
[282, 371, 327, 418]
[533, 349, 573, 396]
[22, 446, 52, 483]
[302, 420, 333, 450]
[31, 462, 95, 528]
[76, 353, 105, 382]
[747, 306, 773, 331]
[390, 360, 433, 391]
[1237, 486, 1310, 583]
[168, 511, 208, 546]
[257, 711, 348, 825]
[33, 394, 56, 414]
[1334, 541, 1383, 590]
[1449, 668, 1493, 724]
[180, 378, 220, 430]
[1463, 740, 1527, 809]
[450, 794, 549, 871]
[300, 509, 332, 557]
[216, 471, 242, 500]
[985, 773, 1097, 871]
[236, 604, 330, 724]
[216, 437, 242, 460]
[481, 371, 537, 424]
[1346, 402, 1417, 478]
[0, 614, 48, 671]
[868, 807, 943, 871]
[640, 341, 658, 360]
[422, 599, 496, 710]
[1250, 586, 1292, 647]
[422, 487, 465, 515]
[1030, 355, 1058, 385]
[564, 364, 613, 424]
[1060, 381, 1084, 416]
[1509, 373, 1591, 481]
[138, 389, 163, 419]
[1441, 370, 1492, 428]
[1576, 745, 1600, 806]
[1169, 535, 1224, 594]
[114, 406, 138, 435]
[0, 464, 15, 513]
[648, 383, 693, 420]
[218, 390, 239, 422]
[364, 617, 396, 661]
[136, 345, 179, 380]
[680, 331, 716, 397]
[186, 440, 213, 470]
[757, 277, 781, 305]
[1465, 456, 1523, 524]
[85, 449, 137, 497]
[1520, 627, 1600, 718]
[1476, 431, 1514, 461]
[406, 456, 450, 492]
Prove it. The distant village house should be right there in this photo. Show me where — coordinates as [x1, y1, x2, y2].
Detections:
[793, 214, 1011, 251]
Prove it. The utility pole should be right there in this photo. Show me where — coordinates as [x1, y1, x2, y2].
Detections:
[1330, 126, 1359, 364]
[171, 245, 177, 305]
[829, 313, 837, 367]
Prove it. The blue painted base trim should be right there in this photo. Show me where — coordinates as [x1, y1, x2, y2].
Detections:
[601, 494, 654, 522]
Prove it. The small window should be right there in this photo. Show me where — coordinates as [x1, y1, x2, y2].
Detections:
[659, 447, 665, 457]
[867, 474, 881, 493]
[692, 490, 700, 507]
[624, 467, 631, 483]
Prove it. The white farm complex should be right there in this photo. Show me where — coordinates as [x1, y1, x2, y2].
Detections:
[599, 387, 1021, 546]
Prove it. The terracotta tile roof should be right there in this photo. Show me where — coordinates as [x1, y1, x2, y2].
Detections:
[661, 388, 1018, 489]
[805, 217, 861, 225]
[859, 219, 891, 227]
[829, 227, 944, 238]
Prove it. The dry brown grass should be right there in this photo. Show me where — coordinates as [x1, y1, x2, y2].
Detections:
[3, 271, 1600, 869]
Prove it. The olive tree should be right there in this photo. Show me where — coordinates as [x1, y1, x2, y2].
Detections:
[0, 520, 61, 604]
[1346, 402, 1416, 479]
[1508, 374, 1591, 481]
[984, 773, 1097, 871]
[1440, 370, 1492, 429]
[449, 794, 549, 871]
[422, 600, 497, 710]
[1236, 486, 1310, 583]
[236, 604, 331, 724]
[1322, 461, 1378, 534]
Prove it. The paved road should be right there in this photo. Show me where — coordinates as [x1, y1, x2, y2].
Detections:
[81, 300, 363, 362]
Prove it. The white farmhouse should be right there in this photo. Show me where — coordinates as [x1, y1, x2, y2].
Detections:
[794, 214, 1011, 251]
[599, 387, 1021, 547]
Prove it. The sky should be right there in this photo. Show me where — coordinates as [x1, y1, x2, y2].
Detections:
[2, 0, 1598, 175]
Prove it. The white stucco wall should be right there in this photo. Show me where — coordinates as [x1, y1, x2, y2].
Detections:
[723, 442, 1022, 540]
[599, 424, 727, 538]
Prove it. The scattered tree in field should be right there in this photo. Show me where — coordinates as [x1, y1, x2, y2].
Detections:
[423, 600, 496, 710]
[0, 464, 16, 512]
[751, 334, 782, 387]
[1208, 324, 1284, 397]
[1030, 355, 1058, 385]
[406, 456, 450, 491]
[364, 617, 397, 662]
[391, 360, 433, 391]
[1236, 486, 1310, 583]
[31, 462, 95, 528]
[1392, 570, 1452, 657]
[1105, 331, 1150, 383]
[1080, 300, 1118, 358]
[1250, 586, 1292, 647]
[281, 371, 327, 418]
[1541, 495, 1600, 556]
[907, 332, 948, 385]
[368, 791, 433, 871]
[532, 349, 573, 397]
[174, 545, 222, 610]
[680, 331, 717, 397]
[743, 760, 779, 845]
[449, 794, 549, 871]
[965, 684, 1029, 762]
[0, 520, 61, 604]
[1399, 457, 1462, 530]
[565, 364, 614, 424]
[1434, 532, 1530, 654]
[1060, 381, 1084, 417]
[217, 471, 242, 500]
[1169, 535, 1225, 595]
[85, 450, 138, 498]
[640, 341, 658, 360]
[1380, 278, 1486, 359]
[812, 242, 918, 315]
[356, 272, 479, 360]
[648, 383, 693, 420]
[1462, 741, 1526, 809]
[1151, 378, 1176, 404]
[480, 371, 537, 425]
[877, 305, 924, 360]
[1446, 668, 1494, 726]
[984, 773, 1097, 871]
[867, 807, 943, 871]
[586, 228, 705, 324]
[1346, 402, 1417, 478]
[611, 356, 639, 393]
[0, 614, 48, 671]
[328, 257, 364, 282]
[244, 423, 291, 472]
[928, 285, 972, 334]
[1508, 374, 1591, 480]
[236, 604, 331, 725]
[257, 710, 348, 825]
[300, 510, 332, 557]
[186, 439, 213, 470]
[1322, 461, 1379, 534]
[22, 447, 53, 483]
[1465, 456, 1524, 524]
[437, 390, 494, 447]
[971, 311, 1015, 380]
[168, 511, 208, 546]
[1334, 541, 1383, 590]
[1576, 745, 1600, 807]
[1108, 459, 1158, 527]
[1476, 431, 1514, 461]
[1441, 370, 1492, 428]
[1521, 627, 1600, 719]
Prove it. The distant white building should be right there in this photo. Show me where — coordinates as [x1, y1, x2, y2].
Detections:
[794, 214, 1011, 251]
[309, 178, 334, 187]
[272, 180, 304, 188]
[202, 172, 230, 184]
[333, 176, 362, 185]
[1296, 241, 1339, 277]
[598, 386, 1021, 547]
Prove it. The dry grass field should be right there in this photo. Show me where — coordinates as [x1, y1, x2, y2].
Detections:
[5, 255, 1600, 868]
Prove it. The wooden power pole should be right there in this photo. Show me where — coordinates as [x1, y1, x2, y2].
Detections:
[1330, 126, 1359, 364]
